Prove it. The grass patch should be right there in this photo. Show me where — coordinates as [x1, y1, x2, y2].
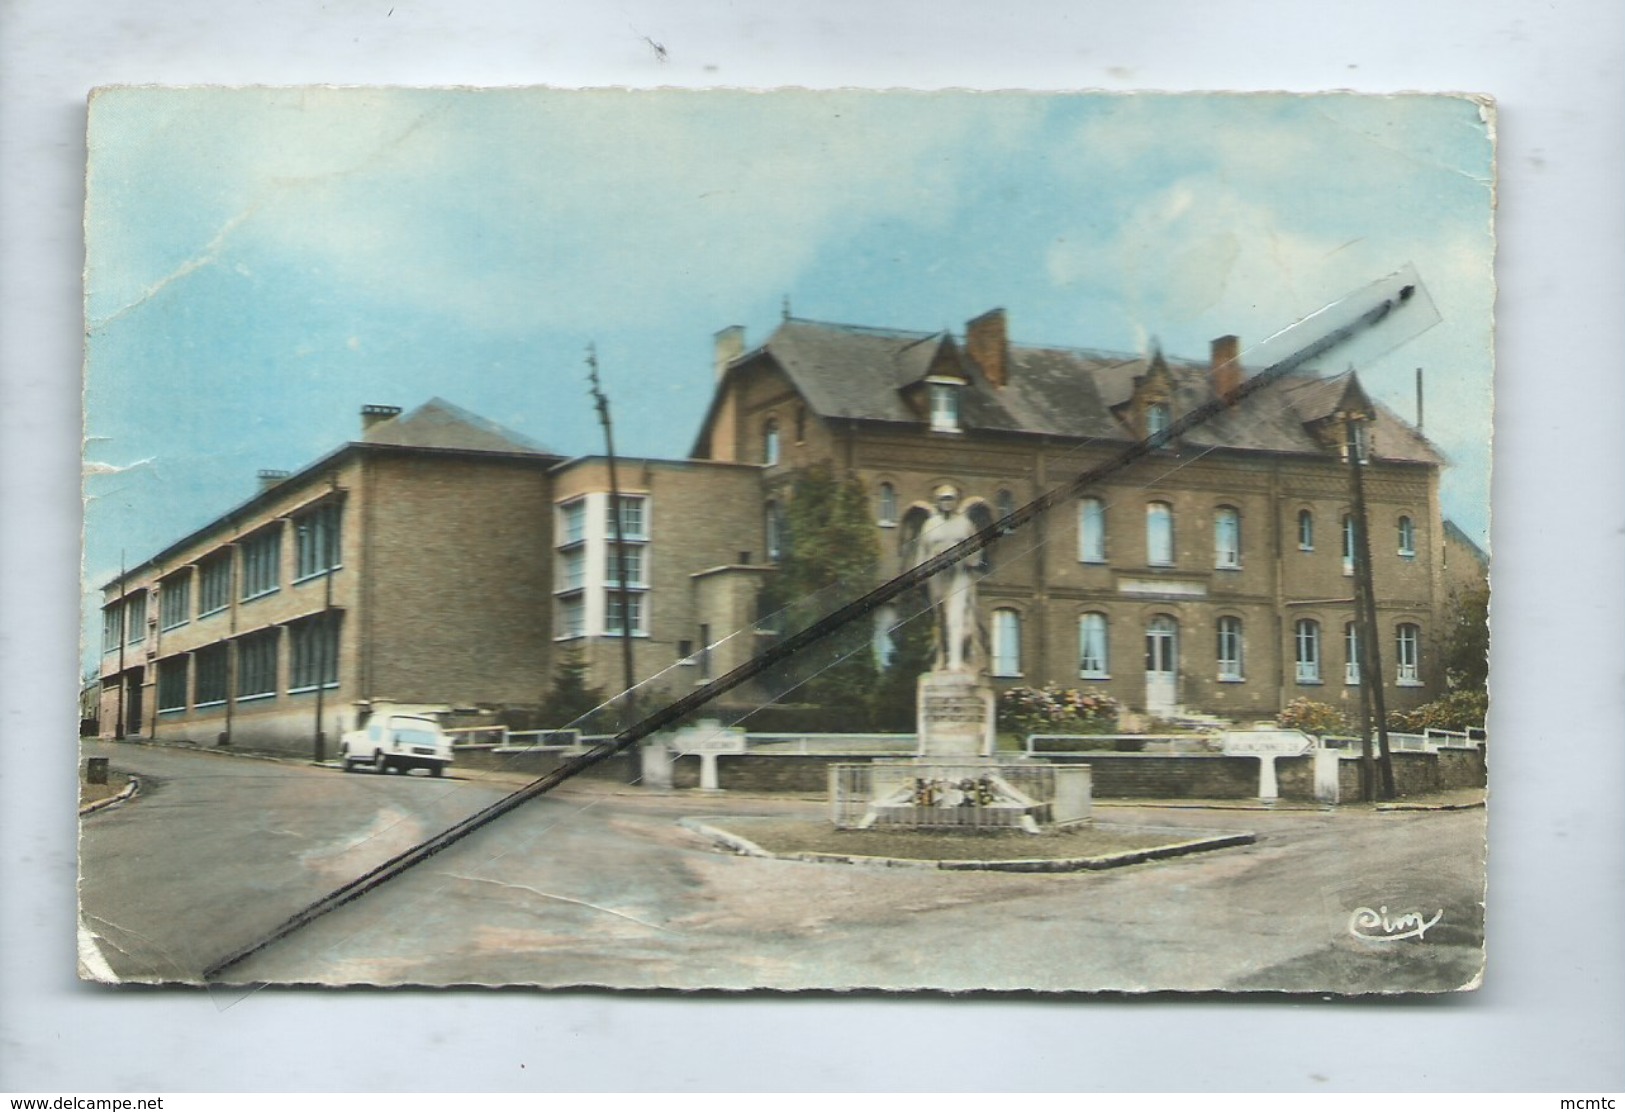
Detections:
[80, 770, 132, 809]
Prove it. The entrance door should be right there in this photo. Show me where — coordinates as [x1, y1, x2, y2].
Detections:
[1144, 616, 1178, 717]
[124, 667, 145, 738]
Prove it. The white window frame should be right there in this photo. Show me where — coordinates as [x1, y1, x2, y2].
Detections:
[1397, 515, 1416, 558]
[1147, 501, 1174, 567]
[559, 498, 588, 546]
[1214, 507, 1241, 569]
[1146, 401, 1171, 439]
[557, 595, 586, 640]
[992, 607, 1022, 677]
[604, 590, 647, 637]
[928, 381, 962, 433]
[1216, 616, 1243, 681]
[607, 494, 648, 541]
[763, 419, 781, 466]
[1078, 497, 1106, 564]
[1344, 621, 1362, 685]
[877, 483, 897, 527]
[102, 604, 124, 653]
[605, 543, 647, 589]
[1396, 623, 1422, 685]
[1079, 612, 1109, 679]
[1297, 509, 1315, 552]
[1295, 619, 1322, 684]
[1341, 514, 1356, 576]
[765, 501, 784, 563]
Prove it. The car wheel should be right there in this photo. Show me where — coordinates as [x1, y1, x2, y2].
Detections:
[431, 764, 444, 778]
[374, 750, 389, 774]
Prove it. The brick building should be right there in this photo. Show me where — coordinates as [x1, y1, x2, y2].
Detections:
[690, 310, 1453, 724]
[96, 400, 771, 755]
[98, 308, 1466, 755]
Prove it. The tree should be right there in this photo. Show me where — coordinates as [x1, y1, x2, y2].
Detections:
[1438, 582, 1489, 695]
[539, 649, 610, 731]
[759, 464, 882, 719]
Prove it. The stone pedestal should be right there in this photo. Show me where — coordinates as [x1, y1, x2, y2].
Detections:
[916, 672, 995, 758]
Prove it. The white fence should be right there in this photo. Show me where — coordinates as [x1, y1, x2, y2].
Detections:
[1024, 733, 1216, 756]
[1319, 729, 1485, 754]
[742, 733, 916, 755]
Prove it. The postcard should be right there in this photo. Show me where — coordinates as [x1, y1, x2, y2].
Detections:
[80, 88, 1493, 991]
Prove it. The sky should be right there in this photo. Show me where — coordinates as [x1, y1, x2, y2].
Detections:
[83, 88, 1495, 647]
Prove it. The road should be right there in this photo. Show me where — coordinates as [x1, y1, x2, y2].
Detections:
[77, 739, 518, 982]
[79, 740, 1486, 992]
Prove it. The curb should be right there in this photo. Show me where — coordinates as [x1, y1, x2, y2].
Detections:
[1376, 799, 1486, 812]
[680, 817, 1256, 873]
[79, 776, 139, 816]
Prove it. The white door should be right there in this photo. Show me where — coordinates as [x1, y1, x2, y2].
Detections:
[1145, 615, 1179, 716]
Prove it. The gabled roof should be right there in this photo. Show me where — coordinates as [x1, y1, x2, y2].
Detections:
[697, 316, 1443, 466]
[362, 397, 554, 456]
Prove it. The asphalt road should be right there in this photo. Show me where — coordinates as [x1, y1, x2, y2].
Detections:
[77, 739, 518, 982]
[79, 741, 1486, 992]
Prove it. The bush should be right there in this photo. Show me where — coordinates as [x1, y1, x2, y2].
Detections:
[1276, 698, 1351, 736]
[997, 684, 1121, 737]
[1388, 690, 1488, 734]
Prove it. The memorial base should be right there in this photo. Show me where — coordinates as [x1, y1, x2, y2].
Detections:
[830, 758, 1093, 833]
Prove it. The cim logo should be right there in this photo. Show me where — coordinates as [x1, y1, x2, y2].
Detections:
[1348, 905, 1444, 942]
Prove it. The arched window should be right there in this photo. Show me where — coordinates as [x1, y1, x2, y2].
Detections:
[1214, 506, 1241, 569]
[1396, 623, 1421, 684]
[1341, 514, 1356, 575]
[765, 501, 784, 563]
[877, 482, 897, 526]
[1297, 508, 1315, 551]
[763, 419, 780, 466]
[1147, 401, 1171, 439]
[1295, 619, 1322, 684]
[1147, 501, 1174, 567]
[1344, 621, 1361, 685]
[1216, 616, 1243, 681]
[1078, 497, 1106, 564]
[1079, 612, 1109, 678]
[992, 608, 1022, 677]
[1397, 515, 1416, 557]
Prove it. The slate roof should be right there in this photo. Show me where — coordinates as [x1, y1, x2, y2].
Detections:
[708, 317, 1442, 466]
[362, 397, 555, 456]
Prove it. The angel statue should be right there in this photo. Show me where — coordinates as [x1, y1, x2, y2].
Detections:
[900, 485, 993, 674]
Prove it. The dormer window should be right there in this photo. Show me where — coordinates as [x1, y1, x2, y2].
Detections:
[928, 381, 962, 433]
[1147, 402, 1171, 440]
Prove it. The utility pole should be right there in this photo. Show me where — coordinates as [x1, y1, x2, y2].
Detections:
[312, 475, 340, 765]
[114, 551, 126, 740]
[1345, 412, 1397, 800]
[587, 345, 639, 784]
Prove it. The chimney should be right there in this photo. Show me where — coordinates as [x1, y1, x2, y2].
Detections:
[714, 325, 746, 381]
[1210, 335, 1242, 399]
[256, 469, 291, 493]
[965, 308, 1008, 388]
[361, 404, 402, 432]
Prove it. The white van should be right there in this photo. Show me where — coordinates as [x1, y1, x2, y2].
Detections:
[339, 710, 454, 777]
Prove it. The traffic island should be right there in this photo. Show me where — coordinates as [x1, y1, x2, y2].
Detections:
[681, 815, 1255, 872]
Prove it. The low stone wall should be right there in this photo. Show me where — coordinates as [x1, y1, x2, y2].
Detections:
[457, 743, 1484, 800]
[452, 745, 638, 783]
